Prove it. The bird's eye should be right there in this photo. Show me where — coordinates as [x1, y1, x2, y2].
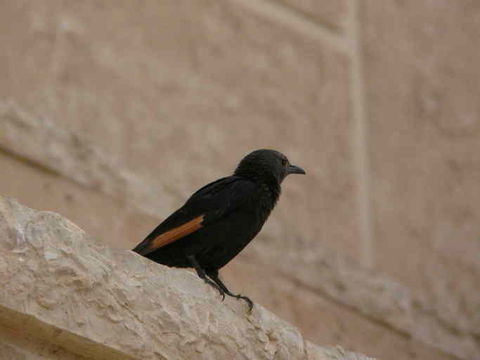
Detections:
[281, 158, 288, 166]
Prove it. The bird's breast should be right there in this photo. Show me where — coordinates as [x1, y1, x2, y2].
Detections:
[256, 183, 278, 219]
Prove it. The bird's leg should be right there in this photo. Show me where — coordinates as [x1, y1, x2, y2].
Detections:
[205, 269, 254, 312]
[186, 255, 224, 297]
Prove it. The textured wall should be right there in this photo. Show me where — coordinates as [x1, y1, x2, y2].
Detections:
[0, 1, 479, 359]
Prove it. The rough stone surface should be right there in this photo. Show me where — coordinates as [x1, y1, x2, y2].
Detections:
[361, 1, 480, 358]
[0, 196, 373, 360]
[0, 325, 87, 360]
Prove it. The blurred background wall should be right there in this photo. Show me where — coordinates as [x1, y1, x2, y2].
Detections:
[1, 1, 479, 359]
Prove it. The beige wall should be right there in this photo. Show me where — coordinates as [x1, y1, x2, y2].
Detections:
[1, 1, 479, 359]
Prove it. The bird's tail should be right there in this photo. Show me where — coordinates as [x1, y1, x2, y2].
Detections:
[132, 237, 152, 255]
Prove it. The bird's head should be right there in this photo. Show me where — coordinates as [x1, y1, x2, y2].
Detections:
[234, 149, 306, 184]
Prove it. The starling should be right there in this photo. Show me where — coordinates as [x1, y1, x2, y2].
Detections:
[133, 149, 305, 310]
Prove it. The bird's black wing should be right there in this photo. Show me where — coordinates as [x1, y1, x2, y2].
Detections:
[132, 176, 257, 255]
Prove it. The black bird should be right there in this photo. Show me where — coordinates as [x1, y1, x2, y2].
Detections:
[132, 149, 305, 310]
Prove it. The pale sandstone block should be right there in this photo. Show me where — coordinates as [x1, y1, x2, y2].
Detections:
[0, 325, 87, 360]
[360, 2, 480, 358]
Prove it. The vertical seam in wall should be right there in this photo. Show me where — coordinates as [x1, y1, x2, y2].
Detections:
[231, 0, 349, 54]
[346, 0, 374, 267]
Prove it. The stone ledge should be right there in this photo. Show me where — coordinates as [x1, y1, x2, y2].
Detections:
[0, 196, 373, 360]
[0, 99, 161, 217]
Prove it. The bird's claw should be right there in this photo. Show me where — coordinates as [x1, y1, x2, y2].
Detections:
[215, 287, 226, 300]
[235, 294, 253, 312]
[204, 278, 226, 300]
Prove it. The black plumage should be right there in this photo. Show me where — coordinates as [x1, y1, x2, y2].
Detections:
[132, 149, 305, 310]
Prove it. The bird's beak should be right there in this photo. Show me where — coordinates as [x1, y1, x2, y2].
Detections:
[287, 164, 306, 175]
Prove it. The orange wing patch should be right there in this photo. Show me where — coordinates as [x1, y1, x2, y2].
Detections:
[147, 215, 205, 252]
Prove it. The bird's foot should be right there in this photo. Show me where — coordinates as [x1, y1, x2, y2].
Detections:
[232, 294, 254, 312]
[207, 284, 253, 311]
[202, 278, 226, 300]
[201, 267, 253, 311]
